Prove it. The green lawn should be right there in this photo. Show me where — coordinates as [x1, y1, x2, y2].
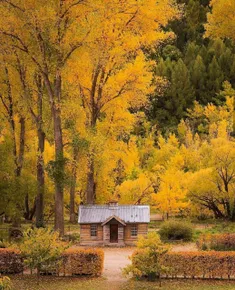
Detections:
[192, 221, 235, 241]
[10, 276, 235, 290]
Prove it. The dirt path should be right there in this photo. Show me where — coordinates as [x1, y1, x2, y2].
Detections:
[102, 247, 134, 281]
[102, 242, 198, 281]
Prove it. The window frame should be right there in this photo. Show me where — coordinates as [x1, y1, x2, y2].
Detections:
[131, 224, 138, 237]
[90, 224, 98, 237]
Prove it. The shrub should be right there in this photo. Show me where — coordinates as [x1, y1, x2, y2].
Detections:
[62, 248, 104, 276]
[159, 220, 193, 241]
[123, 232, 169, 281]
[198, 233, 235, 251]
[0, 277, 12, 290]
[18, 228, 68, 276]
[9, 228, 23, 241]
[0, 249, 23, 274]
[163, 251, 235, 279]
[0, 241, 9, 249]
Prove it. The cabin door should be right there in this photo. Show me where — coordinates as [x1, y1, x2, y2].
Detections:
[110, 224, 118, 243]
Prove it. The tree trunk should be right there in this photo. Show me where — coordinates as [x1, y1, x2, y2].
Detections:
[24, 193, 30, 220]
[86, 155, 95, 204]
[24, 195, 36, 221]
[210, 203, 224, 219]
[36, 128, 45, 227]
[69, 147, 78, 223]
[29, 200, 36, 220]
[17, 65, 45, 226]
[15, 117, 25, 177]
[230, 199, 235, 221]
[53, 106, 64, 235]
[44, 73, 64, 236]
[13, 117, 25, 227]
[69, 175, 76, 223]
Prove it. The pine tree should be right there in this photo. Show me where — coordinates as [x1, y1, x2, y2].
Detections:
[170, 59, 195, 119]
[184, 42, 200, 66]
[208, 56, 224, 100]
[191, 55, 206, 102]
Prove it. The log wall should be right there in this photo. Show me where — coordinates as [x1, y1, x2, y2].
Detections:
[124, 223, 148, 246]
[80, 223, 148, 246]
[80, 224, 103, 246]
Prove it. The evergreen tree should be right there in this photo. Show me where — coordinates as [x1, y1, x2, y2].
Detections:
[148, 0, 235, 132]
[191, 55, 206, 102]
[170, 59, 195, 119]
[207, 56, 224, 101]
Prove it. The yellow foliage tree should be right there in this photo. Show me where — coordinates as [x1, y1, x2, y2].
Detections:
[65, 0, 180, 204]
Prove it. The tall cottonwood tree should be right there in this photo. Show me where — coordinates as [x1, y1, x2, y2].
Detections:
[67, 0, 180, 204]
[0, 0, 180, 228]
[17, 59, 46, 227]
[0, 56, 27, 225]
[0, 0, 90, 234]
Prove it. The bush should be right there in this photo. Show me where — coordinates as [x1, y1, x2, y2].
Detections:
[0, 241, 9, 249]
[0, 277, 12, 290]
[62, 233, 80, 243]
[0, 249, 23, 274]
[123, 232, 169, 281]
[62, 248, 104, 276]
[198, 233, 235, 251]
[18, 228, 68, 276]
[163, 251, 235, 279]
[159, 220, 193, 241]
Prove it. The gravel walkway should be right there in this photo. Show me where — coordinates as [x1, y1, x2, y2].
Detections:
[102, 247, 134, 281]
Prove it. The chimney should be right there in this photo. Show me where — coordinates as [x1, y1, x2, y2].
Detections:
[108, 200, 118, 207]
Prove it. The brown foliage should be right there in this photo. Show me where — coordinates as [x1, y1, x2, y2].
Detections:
[0, 249, 23, 274]
[163, 251, 235, 279]
[61, 248, 104, 276]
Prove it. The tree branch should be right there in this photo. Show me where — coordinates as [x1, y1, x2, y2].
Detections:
[1, 0, 25, 12]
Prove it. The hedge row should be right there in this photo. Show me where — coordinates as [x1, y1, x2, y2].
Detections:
[163, 251, 235, 279]
[0, 248, 104, 276]
[61, 248, 104, 276]
[0, 249, 23, 274]
[198, 234, 235, 251]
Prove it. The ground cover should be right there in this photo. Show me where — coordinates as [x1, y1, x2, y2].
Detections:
[10, 275, 235, 290]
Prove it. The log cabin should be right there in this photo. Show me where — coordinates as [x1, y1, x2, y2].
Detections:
[78, 202, 150, 246]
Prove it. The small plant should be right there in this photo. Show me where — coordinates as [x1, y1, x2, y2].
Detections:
[0, 276, 12, 290]
[159, 220, 193, 241]
[18, 228, 68, 277]
[123, 232, 169, 281]
[0, 241, 9, 249]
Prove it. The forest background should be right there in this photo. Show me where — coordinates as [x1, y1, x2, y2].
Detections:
[0, 0, 234, 235]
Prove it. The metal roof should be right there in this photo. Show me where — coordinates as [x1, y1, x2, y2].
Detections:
[78, 205, 150, 224]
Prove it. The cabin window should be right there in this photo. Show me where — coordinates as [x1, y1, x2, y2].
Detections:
[90, 224, 97, 237]
[131, 224, 138, 237]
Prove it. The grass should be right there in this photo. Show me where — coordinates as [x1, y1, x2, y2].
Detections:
[10, 276, 235, 290]
[193, 221, 235, 241]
